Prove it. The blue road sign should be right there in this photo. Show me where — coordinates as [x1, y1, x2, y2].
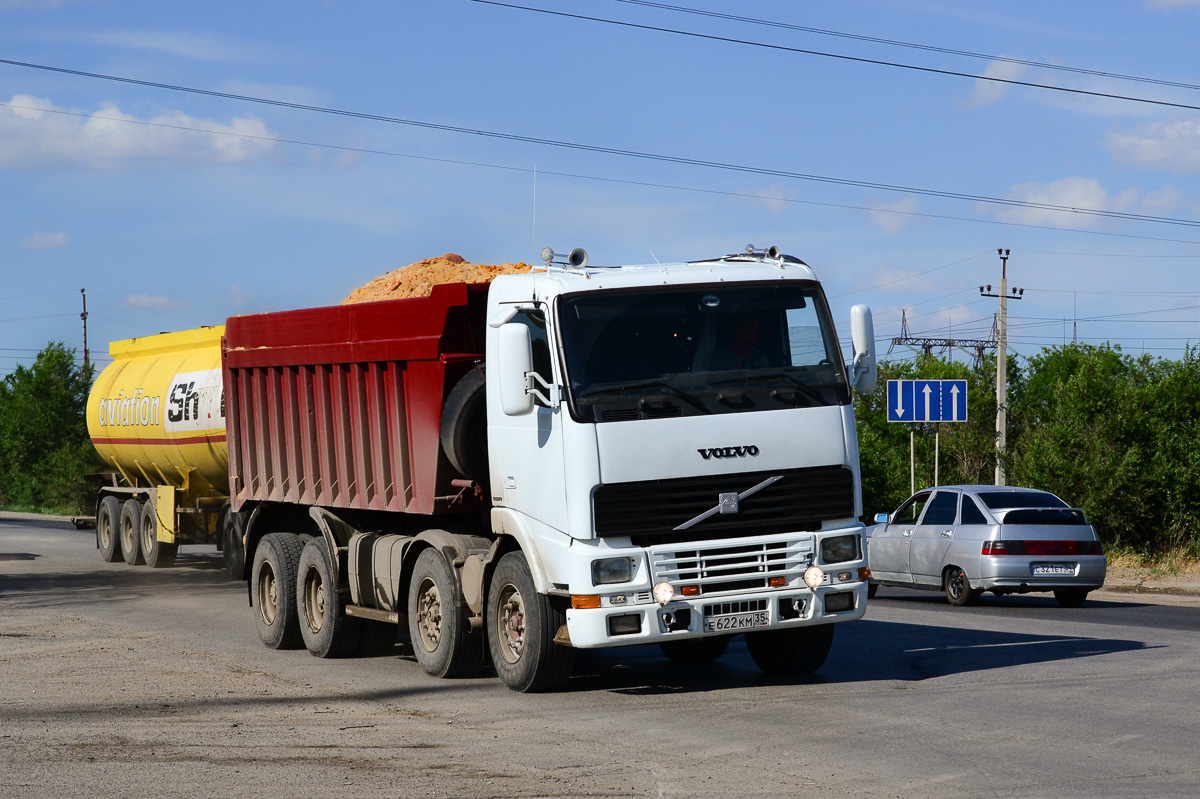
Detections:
[886, 379, 968, 423]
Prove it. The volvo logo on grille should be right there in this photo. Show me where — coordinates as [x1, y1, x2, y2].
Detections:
[697, 445, 759, 460]
[673, 475, 783, 531]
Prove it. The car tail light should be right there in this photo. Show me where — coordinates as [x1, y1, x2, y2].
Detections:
[982, 540, 1104, 556]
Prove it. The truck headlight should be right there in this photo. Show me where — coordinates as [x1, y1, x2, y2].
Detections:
[591, 557, 633, 585]
[821, 534, 860, 564]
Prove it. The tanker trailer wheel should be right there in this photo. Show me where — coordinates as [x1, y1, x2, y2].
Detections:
[297, 538, 361, 658]
[407, 548, 482, 678]
[97, 495, 122, 563]
[439, 368, 488, 484]
[140, 500, 177, 568]
[119, 499, 146, 566]
[252, 533, 304, 650]
[486, 551, 575, 692]
[220, 504, 245, 580]
[744, 623, 835, 676]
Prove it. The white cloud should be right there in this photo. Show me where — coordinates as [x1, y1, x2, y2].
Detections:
[38, 30, 267, 61]
[0, 94, 276, 170]
[868, 197, 920, 235]
[997, 176, 1179, 228]
[731, 184, 794, 213]
[960, 58, 1028, 109]
[125, 294, 185, 311]
[20, 230, 68, 249]
[1106, 117, 1200, 173]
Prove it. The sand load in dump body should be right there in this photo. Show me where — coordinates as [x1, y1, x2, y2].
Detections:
[86, 325, 240, 572]
[222, 281, 491, 520]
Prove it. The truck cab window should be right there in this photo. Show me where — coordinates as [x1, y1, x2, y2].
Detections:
[511, 309, 553, 406]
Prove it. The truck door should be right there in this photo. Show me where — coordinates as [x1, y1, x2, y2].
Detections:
[909, 490, 959, 586]
[488, 308, 569, 530]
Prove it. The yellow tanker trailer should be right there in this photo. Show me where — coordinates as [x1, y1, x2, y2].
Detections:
[87, 325, 244, 575]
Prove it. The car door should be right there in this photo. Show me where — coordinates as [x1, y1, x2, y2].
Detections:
[909, 490, 959, 586]
[868, 491, 931, 584]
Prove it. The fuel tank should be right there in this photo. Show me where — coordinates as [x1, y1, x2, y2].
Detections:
[87, 326, 229, 492]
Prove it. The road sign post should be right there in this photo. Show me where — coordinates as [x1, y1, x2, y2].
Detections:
[886, 379, 968, 491]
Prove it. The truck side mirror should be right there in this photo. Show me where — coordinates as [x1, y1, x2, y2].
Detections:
[849, 304, 877, 394]
[498, 323, 534, 416]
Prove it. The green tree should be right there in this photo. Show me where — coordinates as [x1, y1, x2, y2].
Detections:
[0, 342, 103, 512]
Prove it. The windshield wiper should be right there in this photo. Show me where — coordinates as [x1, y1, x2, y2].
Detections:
[710, 369, 827, 405]
[576, 379, 707, 412]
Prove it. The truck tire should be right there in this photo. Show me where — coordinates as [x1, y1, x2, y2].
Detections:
[140, 500, 177, 568]
[439, 368, 488, 484]
[407, 547, 482, 678]
[119, 499, 145, 566]
[745, 623, 835, 676]
[252, 533, 305, 650]
[486, 551, 574, 692]
[220, 505, 245, 580]
[659, 635, 731, 664]
[97, 495, 122, 563]
[297, 538, 361, 658]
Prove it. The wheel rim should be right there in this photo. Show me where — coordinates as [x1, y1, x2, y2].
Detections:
[141, 514, 155, 555]
[495, 582, 525, 665]
[258, 562, 278, 626]
[121, 515, 136, 554]
[99, 514, 113, 551]
[415, 577, 443, 653]
[303, 566, 325, 634]
[947, 568, 965, 599]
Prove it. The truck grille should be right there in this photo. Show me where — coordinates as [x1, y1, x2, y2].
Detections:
[652, 536, 815, 597]
[593, 465, 853, 547]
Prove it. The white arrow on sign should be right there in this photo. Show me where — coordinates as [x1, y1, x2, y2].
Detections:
[922, 383, 932, 421]
[949, 384, 960, 421]
[895, 381, 905, 418]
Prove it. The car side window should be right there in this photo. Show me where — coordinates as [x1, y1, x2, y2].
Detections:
[893, 492, 932, 525]
[920, 491, 959, 525]
[960, 495, 988, 525]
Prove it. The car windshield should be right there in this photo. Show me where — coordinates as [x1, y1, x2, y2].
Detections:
[558, 282, 849, 423]
[975, 491, 1067, 510]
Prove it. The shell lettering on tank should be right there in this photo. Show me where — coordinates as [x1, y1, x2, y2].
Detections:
[164, 369, 225, 433]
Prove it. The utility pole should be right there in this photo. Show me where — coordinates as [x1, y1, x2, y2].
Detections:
[80, 288, 89, 369]
[980, 250, 1023, 485]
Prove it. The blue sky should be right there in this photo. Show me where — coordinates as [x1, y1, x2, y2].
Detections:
[3, 0, 1200, 376]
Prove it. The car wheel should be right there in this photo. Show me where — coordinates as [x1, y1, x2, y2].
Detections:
[1054, 588, 1089, 608]
[944, 566, 982, 607]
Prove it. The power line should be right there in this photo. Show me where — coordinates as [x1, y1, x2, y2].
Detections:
[608, 0, 1200, 94]
[470, 1, 1200, 116]
[2, 59, 1200, 229]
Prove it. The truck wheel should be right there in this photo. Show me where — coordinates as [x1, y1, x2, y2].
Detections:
[407, 548, 482, 678]
[297, 538, 361, 658]
[97, 496, 122, 562]
[119, 499, 145, 566]
[252, 533, 305, 650]
[140, 500, 177, 568]
[486, 551, 575, 692]
[659, 635, 731, 664]
[221, 505, 245, 580]
[745, 623, 835, 675]
[439, 368, 488, 484]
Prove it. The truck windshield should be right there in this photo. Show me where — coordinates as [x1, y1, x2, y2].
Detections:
[558, 282, 849, 423]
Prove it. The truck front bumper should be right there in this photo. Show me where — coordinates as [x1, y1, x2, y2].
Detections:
[563, 581, 866, 649]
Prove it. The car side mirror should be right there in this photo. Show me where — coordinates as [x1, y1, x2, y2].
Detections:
[849, 304, 877, 394]
[874, 513, 889, 524]
[498, 323, 534, 416]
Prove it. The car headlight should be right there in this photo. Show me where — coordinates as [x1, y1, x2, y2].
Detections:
[821, 534, 860, 564]
[591, 557, 633, 585]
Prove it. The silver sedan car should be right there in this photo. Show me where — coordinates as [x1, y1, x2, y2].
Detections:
[866, 486, 1106, 607]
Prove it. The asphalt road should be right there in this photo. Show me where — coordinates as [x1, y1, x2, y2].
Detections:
[2, 516, 1199, 798]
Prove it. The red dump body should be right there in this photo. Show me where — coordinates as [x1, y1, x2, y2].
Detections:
[222, 282, 490, 517]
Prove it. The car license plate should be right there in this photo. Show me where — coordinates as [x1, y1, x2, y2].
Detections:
[703, 611, 769, 632]
[1032, 563, 1077, 576]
